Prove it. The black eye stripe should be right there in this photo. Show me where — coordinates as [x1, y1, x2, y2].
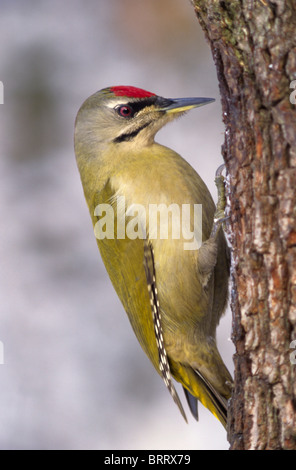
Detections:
[125, 97, 157, 114]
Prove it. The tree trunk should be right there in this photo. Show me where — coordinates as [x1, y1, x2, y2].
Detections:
[191, 0, 296, 450]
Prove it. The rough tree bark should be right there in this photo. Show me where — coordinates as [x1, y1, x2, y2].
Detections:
[191, 0, 296, 450]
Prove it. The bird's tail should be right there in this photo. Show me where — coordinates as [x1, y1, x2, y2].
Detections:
[183, 370, 228, 428]
[170, 358, 232, 428]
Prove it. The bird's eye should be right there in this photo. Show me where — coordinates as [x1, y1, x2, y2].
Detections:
[116, 105, 134, 118]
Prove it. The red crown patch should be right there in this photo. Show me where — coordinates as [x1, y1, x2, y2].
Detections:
[110, 86, 156, 99]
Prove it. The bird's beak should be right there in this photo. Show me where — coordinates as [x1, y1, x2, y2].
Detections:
[157, 96, 215, 114]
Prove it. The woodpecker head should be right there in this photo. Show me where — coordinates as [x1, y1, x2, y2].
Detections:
[75, 86, 215, 151]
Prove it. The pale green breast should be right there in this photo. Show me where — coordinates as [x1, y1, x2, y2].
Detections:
[91, 179, 160, 372]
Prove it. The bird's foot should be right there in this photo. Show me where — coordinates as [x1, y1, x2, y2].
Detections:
[197, 164, 229, 286]
[211, 164, 229, 239]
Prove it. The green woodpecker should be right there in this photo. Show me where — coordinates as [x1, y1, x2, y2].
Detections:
[74, 85, 232, 427]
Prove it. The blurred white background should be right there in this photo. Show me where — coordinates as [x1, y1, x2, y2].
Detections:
[0, 0, 234, 450]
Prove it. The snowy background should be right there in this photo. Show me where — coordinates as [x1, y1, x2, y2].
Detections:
[0, 0, 234, 450]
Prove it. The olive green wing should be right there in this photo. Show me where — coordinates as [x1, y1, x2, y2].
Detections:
[90, 179, 160, 372]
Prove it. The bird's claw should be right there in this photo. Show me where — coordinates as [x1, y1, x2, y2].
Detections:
[211, 164, 227, 238]
[215, 163, 226, 179]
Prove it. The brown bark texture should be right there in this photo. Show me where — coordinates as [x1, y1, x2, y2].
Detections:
[191, 0, 296, 450]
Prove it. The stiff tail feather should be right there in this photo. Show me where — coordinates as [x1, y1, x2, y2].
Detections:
[183, 368, 228, 428]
